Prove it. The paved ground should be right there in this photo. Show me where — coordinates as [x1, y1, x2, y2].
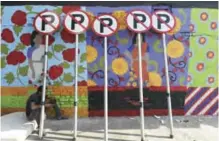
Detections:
[26, 116, 218, 141]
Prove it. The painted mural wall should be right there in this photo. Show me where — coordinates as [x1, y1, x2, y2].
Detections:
[1, 5, 218, 117]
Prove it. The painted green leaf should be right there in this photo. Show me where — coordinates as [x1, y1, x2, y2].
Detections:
[60, 62, 70, 69]
[1, 44, 9, 54]
[63, 73, 73, 83]
[1, 56, 6, 68]
[25, 5, 33, 11]
[4, 72, 15, 85]
[115, 33, 128, 45]
[88, 67, 94, 72]
[18, 65, 28, 76]
[78, 66, 85, 74]
[47, 51, 53, 59]
[13, 25, 23, 36]
[54, 81, 62, 86]
[93, 64, 98, 71]
[179, 9, 186, 25]
[1, 6, 4, 16]
[149, 60, 159, 72]
[53, 7, 62, 15]
[80, 53, 86, 62]
[15, 43, 25, 51]
[153, 40, 163, 53]
[54, 44, 65, 52]
[79, 34, 86, 42]
[179, 76, 185, 86]
[99, 56, 104, 69]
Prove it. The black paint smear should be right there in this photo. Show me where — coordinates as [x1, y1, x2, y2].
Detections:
[88, 88, 186, 111]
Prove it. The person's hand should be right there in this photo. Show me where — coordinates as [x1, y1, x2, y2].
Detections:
[45, 104, 54, 108]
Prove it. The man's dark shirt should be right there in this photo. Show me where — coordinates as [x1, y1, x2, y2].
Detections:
[26, 93, 41, 117]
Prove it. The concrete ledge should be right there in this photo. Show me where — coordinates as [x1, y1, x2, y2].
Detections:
[1, 112, 38, 141]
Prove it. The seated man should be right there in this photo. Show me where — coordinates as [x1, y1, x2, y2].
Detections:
[25, 85, 67, 127]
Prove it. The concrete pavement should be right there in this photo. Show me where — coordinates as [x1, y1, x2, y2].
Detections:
[26, 116, 218, 141]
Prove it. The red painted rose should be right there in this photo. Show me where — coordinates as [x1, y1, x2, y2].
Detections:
[1, 28, 14, 43]
[11, 10, 27, 26]
[60, 29, 76, 43]
[6, 51, 26, 65]
[62, 48, 80, 62]
[62, 6, 80, 14]
[48, 65, 63, 80]
[78, 80, 87, 86]
[20, 33, 31, 46]
[42, 34, 55, 46]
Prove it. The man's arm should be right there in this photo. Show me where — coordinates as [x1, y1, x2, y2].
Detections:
[31, 102, 53, 110]
[31, 102, 41, 110]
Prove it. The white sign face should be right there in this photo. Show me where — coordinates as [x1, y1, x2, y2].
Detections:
[151, 10, 176, 33]
[126, 10, 151, 33]
[92, 14, 118, 37]
[34, 11, 60, 34]
[64, 10, 89, 34]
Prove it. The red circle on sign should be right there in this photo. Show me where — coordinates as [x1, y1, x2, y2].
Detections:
[91, 14, 119, 37]
[151, 10, 176, 34]
[33, 10, 60, 35]
[63, 10, 90, 34]
[126, 9, 152, 33]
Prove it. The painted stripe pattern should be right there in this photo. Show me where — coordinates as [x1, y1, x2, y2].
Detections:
[185, 87, 218, 115]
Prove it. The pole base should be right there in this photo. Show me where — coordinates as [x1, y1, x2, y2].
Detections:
[73, 137, 76, 141]
[170, 134, 174, 138]
[141, 138, 145, 141]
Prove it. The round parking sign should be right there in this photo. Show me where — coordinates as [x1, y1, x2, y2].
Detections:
[34, 11, 60, 34]
[151, 10, 176, 33]
[126, 10, 151, 33]
[92, 14, 119, 37]
[64, 10, 90, 34]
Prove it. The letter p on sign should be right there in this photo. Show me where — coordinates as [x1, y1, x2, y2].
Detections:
[34, 11, 60, 34]
[64, 10, 90, 34]
[152, 10, 176, 33]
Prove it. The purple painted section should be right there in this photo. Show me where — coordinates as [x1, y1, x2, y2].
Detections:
[184, 87, 209, 111]
[185, 87, 218, 115]
[86, 6, 191, 87]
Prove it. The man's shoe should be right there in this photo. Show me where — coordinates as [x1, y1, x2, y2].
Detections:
[57, 116, 68, 120]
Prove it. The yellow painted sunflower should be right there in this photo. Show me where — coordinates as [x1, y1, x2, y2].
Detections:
[112, 57, 128, 76]
[87, 45, 98, 63]
[87, 79, 97, 86]
[112, 10, 127, 30]
[148, 72, 162, 86]
[167, 40, 185, 58]
[132, 82, 137, 87]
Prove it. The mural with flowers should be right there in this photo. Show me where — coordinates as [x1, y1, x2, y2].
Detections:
[1, 5, 218, 117]
[1, 5, 88, 117]
[1, 6, 87, 87]
[86, 6, 190, 88]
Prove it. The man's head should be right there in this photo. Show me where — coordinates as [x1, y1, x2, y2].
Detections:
[36, 85, 47, 95]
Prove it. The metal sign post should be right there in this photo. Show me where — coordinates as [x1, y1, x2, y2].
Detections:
[104, 36, 108, 140]
[63, 10, 90, 141]
[33, 10, 60, 139]
[74, 33, 79, 140]
[162, 33, 174, 138]
[126, 10, 152, 141]
[92, 14, 118, 141]
[39, 34, 49, 138]
[152, 10, 176, 138]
